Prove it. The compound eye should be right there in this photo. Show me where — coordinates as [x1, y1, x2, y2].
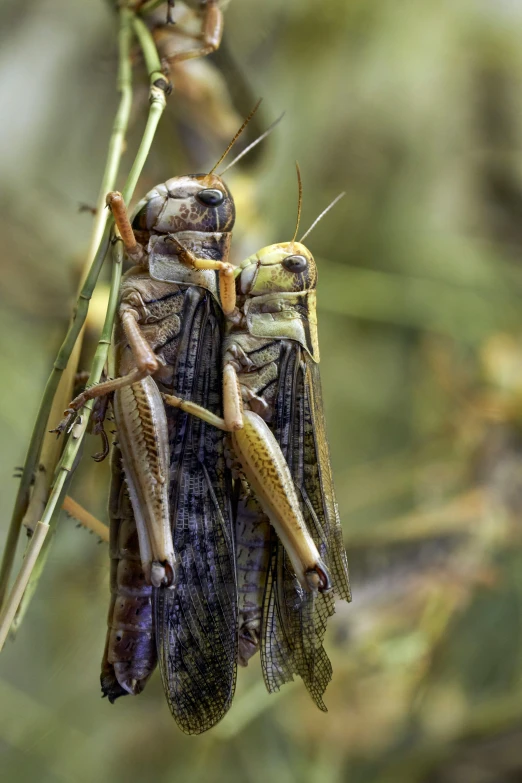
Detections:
[196, 188, 225, 207]
[282, 254, 308, 273]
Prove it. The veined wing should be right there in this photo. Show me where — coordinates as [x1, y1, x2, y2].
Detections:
[261, 341, 350, 710]
[154, 286, 237, 735]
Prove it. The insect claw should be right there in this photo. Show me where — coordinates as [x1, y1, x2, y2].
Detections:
[51, 406, 80, 438]
[166, 0, 176, 24]
[305, 561, 332, 594]
[92, 427, 110, 462]
[150, 560, 176, 589]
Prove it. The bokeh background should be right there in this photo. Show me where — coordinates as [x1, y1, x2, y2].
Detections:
[3, 0, 522, 781]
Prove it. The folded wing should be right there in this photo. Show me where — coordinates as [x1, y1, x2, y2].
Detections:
[154, 287, 237, 735]
[261, 341, 351, 710]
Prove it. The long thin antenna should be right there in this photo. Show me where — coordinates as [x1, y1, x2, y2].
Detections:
[299, 192, 345, 244]
[208, 99, 262, 176]
[220, 112, 285, 175]
[292, 161, 303, 244]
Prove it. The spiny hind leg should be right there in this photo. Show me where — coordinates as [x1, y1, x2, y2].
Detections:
[52, 367, 151, 438]
[164, 390, 331, 593]
[162, 365, 331, 593]
[232, 411, 331, 595]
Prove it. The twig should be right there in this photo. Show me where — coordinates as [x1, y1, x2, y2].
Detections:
[0, 7, 134, 609]
[0, 523, 49, 651]
[0, 11, 168, 643]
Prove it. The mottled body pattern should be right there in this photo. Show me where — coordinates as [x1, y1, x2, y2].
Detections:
[232, 244, 351, 708]
[102, 175, 238, 734]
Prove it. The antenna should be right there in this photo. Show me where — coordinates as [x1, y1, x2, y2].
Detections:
[208, 99, 262, 176]
[219, 112, 285, 175]
[299, 192, 345, 244]
[291, 161, 303, 244]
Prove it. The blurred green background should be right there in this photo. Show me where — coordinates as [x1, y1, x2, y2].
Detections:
[3, 0, 522, 781]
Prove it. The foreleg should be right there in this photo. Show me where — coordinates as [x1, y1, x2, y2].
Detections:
[167, 234, 236, 314]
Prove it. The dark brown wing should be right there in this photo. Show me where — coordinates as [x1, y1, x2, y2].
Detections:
[261, 341, 350, 709]
[154, 287, 237, 735]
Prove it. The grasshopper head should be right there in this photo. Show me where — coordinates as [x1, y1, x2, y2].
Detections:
[132, 102, 266, 238]
[237, 241, 317, 296]
[133, 173, 235, 235]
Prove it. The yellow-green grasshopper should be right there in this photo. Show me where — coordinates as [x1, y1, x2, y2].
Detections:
[163, 167, 351, 709]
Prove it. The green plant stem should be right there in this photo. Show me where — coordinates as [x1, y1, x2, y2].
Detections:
[41, 239, 124, 530]
[0, 15, 168, 638]
[132, 14, 169, 89]
[81, 10, 135, 282]
[0, 522, 49, 651]
[0, 237, 112, 612]
[11, 525, 54, 634]
[0, 8, 134, 611]
[41, 77, 167, 525]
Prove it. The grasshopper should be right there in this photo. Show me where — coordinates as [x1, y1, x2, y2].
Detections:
[162, 167, 351, 709]
[56, 104, 280, 734]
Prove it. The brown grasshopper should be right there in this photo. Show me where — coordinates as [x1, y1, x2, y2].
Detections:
[56, 104, 282, 734]
[162, 167, 351, 709]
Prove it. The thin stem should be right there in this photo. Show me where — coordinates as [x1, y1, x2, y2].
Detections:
[0, 26, 168, 640]
[123, 90, 167, 202]
[0, 228, 111, 611]
[42, 78, 167, 524]
[0, 523, 49, 652]
[132, 14, 170, 93]
[0, 8, 134, 610]
[81, 9, 135, 284]
[41, 239, 124, 531]
[11, 526, 54, 635]
[14, 8, 137, 542]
